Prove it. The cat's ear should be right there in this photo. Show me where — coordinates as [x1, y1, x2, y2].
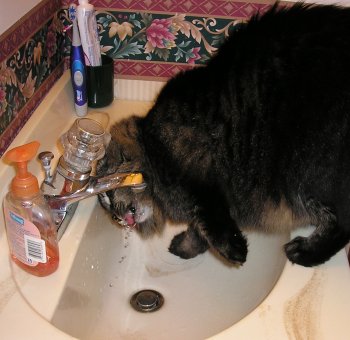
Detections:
[96, 138, 122, 175]
[112, 116, 139, 140]
[110, 116, 143, 162]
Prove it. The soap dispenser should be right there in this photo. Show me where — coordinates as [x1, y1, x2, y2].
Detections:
[3, 141, 59, 276]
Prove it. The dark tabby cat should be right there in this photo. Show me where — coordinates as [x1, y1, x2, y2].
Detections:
[97, 3, 350, 267]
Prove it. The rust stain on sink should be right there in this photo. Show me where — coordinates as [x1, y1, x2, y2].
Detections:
[284, 269, 326, 340]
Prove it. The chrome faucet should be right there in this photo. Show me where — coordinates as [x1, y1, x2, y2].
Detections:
[38, 118, 145, 239]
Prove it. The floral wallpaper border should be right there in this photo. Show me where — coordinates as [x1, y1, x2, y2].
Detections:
[0, 0, 65, 157]
[0, 65, 64, 154]
[62, 0, 280, 80]
[0, 0, 61, 63]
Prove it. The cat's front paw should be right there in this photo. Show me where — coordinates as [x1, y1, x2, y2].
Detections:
[213, 233, 248, 265]
[284, 236, 327, 267]
[169, 230, 209, 259]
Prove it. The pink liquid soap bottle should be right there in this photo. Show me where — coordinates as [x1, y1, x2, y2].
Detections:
[3, 141, 59, 276]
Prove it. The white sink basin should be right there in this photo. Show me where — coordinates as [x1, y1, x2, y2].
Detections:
[16, 201, 288, 340]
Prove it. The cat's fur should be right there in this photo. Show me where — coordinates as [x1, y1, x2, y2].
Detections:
[97, 3, 350, 267]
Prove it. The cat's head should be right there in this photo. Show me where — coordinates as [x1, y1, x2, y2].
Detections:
[97, 116, 164, 237]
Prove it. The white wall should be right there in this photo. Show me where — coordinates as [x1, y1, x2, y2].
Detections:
[0, 0, 42, 35]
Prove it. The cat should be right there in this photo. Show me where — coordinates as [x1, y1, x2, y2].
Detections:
[97, 3, 350, 267]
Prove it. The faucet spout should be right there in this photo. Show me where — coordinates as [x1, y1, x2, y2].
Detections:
[45, 172, 145, 212]
[42, 170, 145, 240]
[38, 117, 145, 239]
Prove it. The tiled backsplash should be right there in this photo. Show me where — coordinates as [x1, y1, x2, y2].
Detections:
[0, 0, 277, 156]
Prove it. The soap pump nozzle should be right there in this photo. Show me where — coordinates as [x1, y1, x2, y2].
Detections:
[5, 141, 40, 198]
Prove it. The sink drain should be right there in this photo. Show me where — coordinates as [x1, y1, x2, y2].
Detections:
[130, 290, 164, 313]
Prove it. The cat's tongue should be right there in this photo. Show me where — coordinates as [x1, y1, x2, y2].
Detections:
[124, 211, 136, 228]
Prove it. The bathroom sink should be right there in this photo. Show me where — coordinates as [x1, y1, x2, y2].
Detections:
[3, 72, 350, 340]
[45, 201, 286, 340]
[5, 71, 289, 339]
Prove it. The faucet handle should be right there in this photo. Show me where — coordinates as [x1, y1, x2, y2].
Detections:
[39, 151, 54, 165]
[38, 151, 54, 183]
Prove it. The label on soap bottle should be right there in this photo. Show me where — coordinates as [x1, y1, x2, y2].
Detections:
[4, 208, 47, 266]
